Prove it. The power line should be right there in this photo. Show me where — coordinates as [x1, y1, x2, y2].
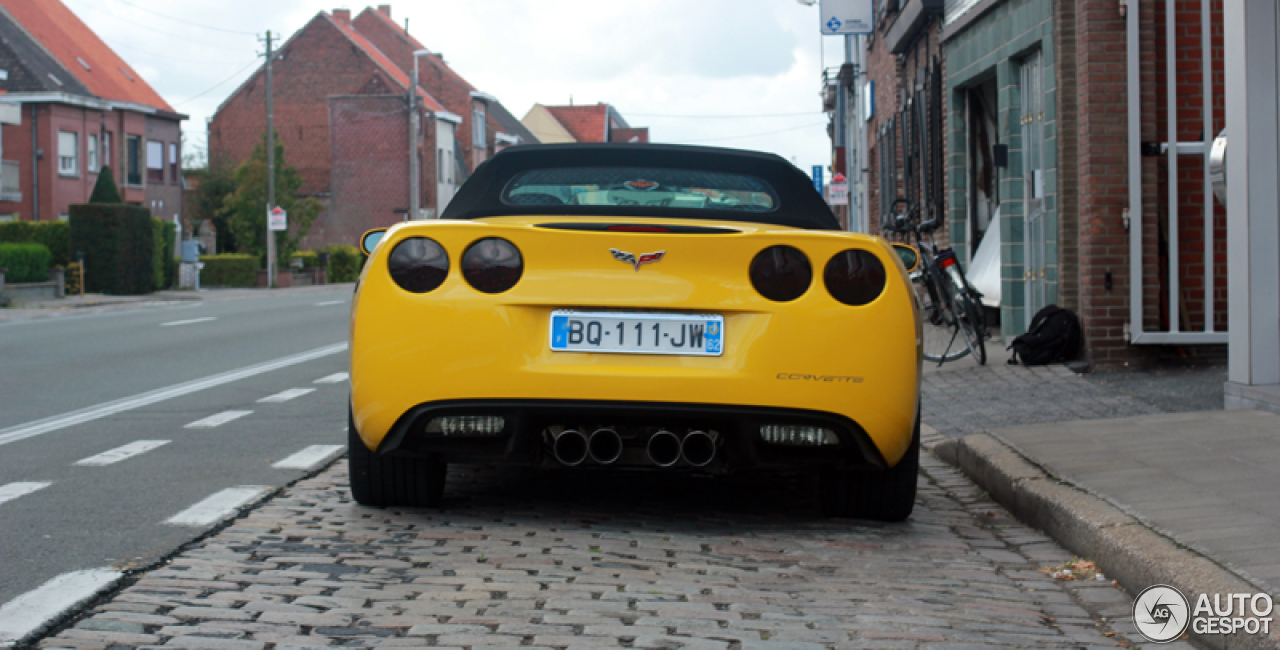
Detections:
[628, 111, 822, 119]
[65, 0, 252, 49]
[102, 0, 257, 35]
[681, 122, 828, 144]
[172, 58, 259, 107]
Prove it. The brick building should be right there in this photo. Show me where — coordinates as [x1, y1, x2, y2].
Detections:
[854, 0, 1227, 367]
[0, 0, 185, 224]
[522, 103, 649, 144]
[209, 6, 533, 249]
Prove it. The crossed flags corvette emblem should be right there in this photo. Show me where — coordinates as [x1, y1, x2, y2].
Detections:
[610, 248, 666, 271]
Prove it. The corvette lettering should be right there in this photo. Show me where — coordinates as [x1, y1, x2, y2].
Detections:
[611, 248, 666, 271]
[777, 373, 864, 383]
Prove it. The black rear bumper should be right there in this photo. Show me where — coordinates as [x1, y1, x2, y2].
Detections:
[372, 399, 893, 472]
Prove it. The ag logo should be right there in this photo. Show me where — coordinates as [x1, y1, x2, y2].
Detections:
[1133, 585, 1191, 643]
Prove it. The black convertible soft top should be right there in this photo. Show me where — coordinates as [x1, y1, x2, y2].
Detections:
[439, 143, 840, 230]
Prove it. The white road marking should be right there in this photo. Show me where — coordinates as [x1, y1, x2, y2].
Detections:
[0, 482, 50, 507]
[257, 388, 315, 403]
[0, 343, 348, 448]
[0, 568, 123, 645]
[160, 316, 217, 327]
[272, 444, 345, 470]
[184, 410, 253, 429]
[74, 440, 170, 466]
[166, 486, 272, 526]
[314, 372, 349, 384]
[314, 300, 344, 306]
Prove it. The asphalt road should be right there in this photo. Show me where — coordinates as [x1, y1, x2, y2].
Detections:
[0, 287, 352, 626]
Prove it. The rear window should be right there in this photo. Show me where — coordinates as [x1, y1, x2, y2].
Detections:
[501, 167, 778, 212]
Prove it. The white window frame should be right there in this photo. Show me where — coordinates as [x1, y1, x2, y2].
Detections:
[169, 142, 178, 182]
[473, 108, 486, 147]
[58, 131, 78, 177]
[102, 132, 111, 171]
[87, 134, 98, 172]
[146, 139, 164, 184]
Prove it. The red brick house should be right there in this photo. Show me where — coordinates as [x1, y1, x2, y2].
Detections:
[209, 6, 534, 249]
[351, 7, 537, 179]
[522, 103, 649, 144]
[0, 0, 185, 224]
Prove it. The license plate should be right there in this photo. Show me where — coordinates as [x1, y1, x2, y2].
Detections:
[550, 310, 724, 356]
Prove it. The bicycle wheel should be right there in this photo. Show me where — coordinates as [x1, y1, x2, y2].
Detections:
[954, 289, 987, 365]
[914, 272, 970, 364]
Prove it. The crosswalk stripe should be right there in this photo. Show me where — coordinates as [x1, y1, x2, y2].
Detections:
[258, 388, 315, 403]
[313, 372, 349, 384]
[272, 444, 345, 470]
[74, 440, 170, 466]
[184, 410, 252, 429]
[0, 482, 50, 507]
[0, 568, 123, 644]
[165, 486, 272, 526]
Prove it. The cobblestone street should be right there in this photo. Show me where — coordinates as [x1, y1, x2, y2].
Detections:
[37, 447, 1178, 649]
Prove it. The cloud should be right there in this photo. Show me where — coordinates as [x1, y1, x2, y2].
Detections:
[65, 0, 839, 170]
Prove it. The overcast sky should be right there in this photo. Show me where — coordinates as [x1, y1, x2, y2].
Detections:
[64, 0, 846, 174]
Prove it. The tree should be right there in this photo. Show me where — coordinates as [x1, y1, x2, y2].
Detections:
[187, 165, 237, 253]
[88, 166, 122, 203]
[219, 133, 322, 267]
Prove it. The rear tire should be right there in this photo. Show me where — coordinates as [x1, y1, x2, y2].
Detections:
[820, 415, 919, 522]
[348, 409, 446, 508]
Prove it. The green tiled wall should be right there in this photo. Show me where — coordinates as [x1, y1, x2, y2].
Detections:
[944, 0, 1057, 337]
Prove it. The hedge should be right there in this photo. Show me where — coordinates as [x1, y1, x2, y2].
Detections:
[151, 218, 176, 291]
[290, 250, 319, 269]
[0, 221, 70, 266]
[325, 244, 364, 283]
[0, 242, 52, 283]
[199, 254, 257, 287]
[68, 203, 154, 295]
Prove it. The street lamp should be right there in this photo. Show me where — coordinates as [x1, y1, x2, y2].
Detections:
[408, 49, 432, 221]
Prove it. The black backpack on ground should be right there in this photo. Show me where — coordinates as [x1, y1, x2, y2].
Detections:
[1008, 305, 1080, 366]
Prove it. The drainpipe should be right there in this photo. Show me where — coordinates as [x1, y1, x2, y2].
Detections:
[30, 103, 38, 221]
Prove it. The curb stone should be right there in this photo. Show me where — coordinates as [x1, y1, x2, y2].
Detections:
[925, 427, 1280, 650]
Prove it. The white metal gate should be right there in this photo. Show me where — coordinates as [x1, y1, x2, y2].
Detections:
[1125, 0, 1227, 345]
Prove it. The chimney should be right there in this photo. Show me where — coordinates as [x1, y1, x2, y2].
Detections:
[332, 8, 351, 23]
[378, 4, 391, 17]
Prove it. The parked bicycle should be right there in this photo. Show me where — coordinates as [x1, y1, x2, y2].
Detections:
[883, 199, 988, 365]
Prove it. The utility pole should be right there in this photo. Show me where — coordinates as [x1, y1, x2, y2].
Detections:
[408, 53, 419, 221]
[262, 30, 277, 287]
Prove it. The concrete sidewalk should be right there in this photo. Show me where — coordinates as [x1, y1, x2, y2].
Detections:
[922, 357, 1279, 650]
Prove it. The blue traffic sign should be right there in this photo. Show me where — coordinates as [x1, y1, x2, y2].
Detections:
[812, 165, 824, 195]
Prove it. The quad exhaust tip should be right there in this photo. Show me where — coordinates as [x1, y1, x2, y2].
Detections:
[680, 430, 716, 467]
[588, 427, 623, 465]
[552, 429, 589, 466]
[646, 430, 681, 467]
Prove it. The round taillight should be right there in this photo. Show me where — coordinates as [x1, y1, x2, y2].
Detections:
[462, 237, 523, 293]
[388, 237, 449, 293]
[824, 249, 886, 306]
[749, 245, 811, 302]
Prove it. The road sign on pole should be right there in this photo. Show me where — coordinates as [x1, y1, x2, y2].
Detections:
[269, 206, 287, 231]
[820, 0, 873, 35]
[829, 172, 849, 206]
[812, 165, 824, 195]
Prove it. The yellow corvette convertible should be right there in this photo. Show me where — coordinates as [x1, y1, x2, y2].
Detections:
[348, 144, 922, 521]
